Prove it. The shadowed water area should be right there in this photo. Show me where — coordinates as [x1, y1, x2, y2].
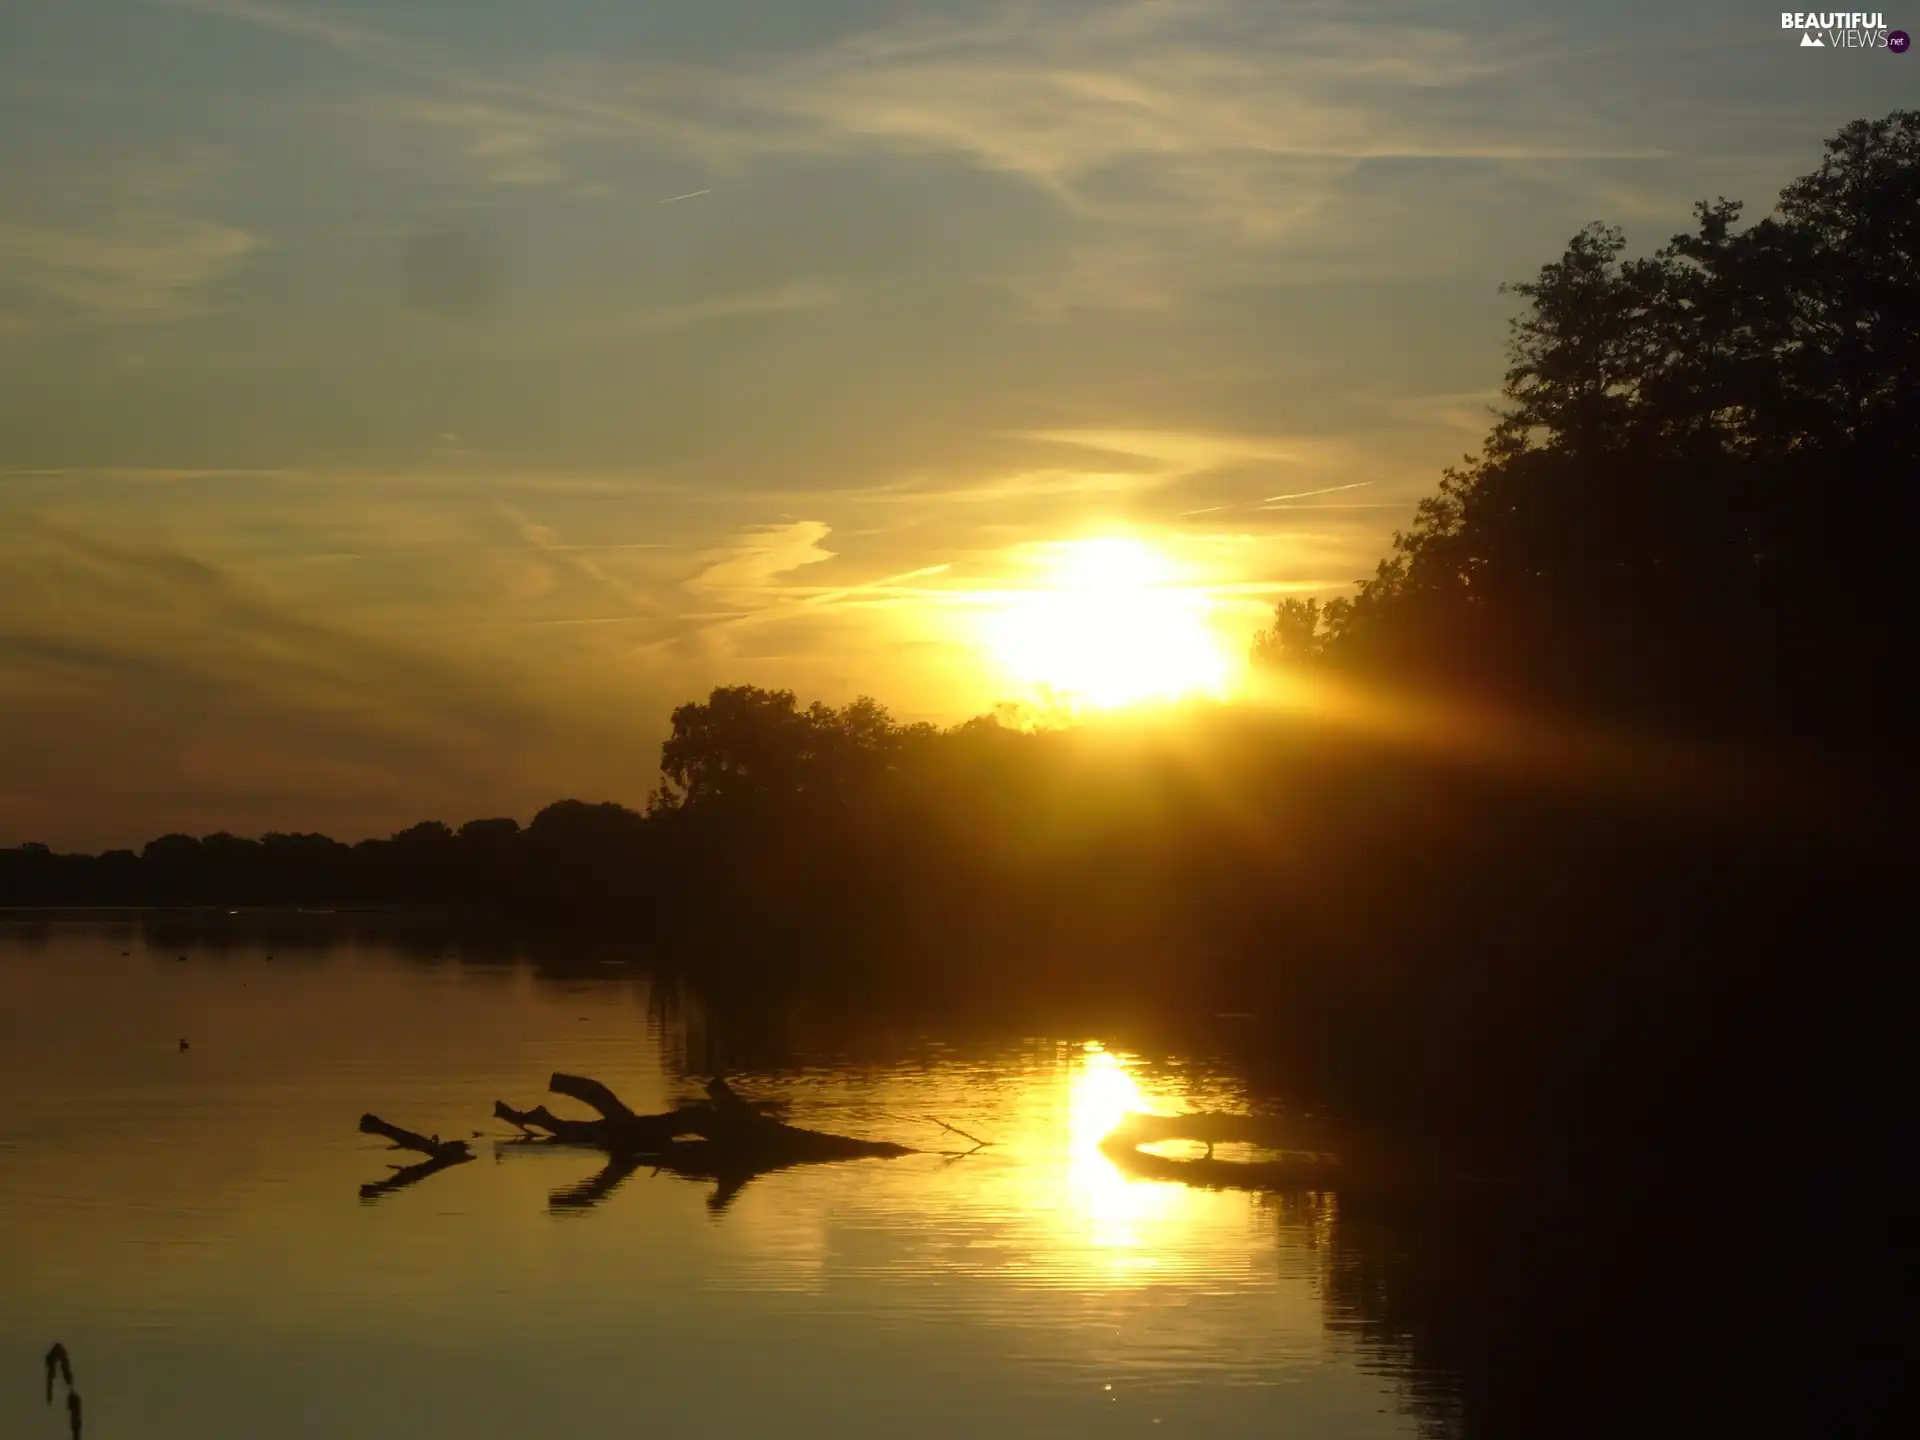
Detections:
[0, 918, 1899, 1438]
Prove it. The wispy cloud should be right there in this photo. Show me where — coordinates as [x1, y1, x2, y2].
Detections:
[0, 149, 260, 324]
[1026, 429, 1334, 470]
[499, 506, 662, 613]
[557, 281, 844, 346]
[684, 520, 838, 608]
[386, 99, 579, 185]
[153, 0, 745, 172]
[0, 516, 558, 815]
[140, 0, 1672, 309]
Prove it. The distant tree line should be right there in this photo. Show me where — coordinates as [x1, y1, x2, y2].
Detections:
[1, 803, 634, 909]
[4, 113, 1912, 1155]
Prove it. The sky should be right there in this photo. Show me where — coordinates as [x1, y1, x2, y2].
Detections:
[1, 0, 1911, 849]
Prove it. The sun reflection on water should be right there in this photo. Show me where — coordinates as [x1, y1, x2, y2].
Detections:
[1061, 1044, 1190, 1265]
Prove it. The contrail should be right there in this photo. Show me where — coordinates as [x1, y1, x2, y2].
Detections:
[1180, 481, 1376, 518]
[1259, 481, 1376, 504]
[659, 189, 710, 204]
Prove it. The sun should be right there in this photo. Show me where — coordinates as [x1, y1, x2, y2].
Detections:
[980, 537, 1233, 711]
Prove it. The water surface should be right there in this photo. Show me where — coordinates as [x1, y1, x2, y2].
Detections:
[1, 921, 1433, 1439]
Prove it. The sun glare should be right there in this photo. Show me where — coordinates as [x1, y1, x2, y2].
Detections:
[981, 537, 1232, 711]
[1065, 1045, 1182, 1246]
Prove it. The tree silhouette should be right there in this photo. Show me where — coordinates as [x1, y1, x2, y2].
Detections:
[651, 685, 935, 816]
[653, 685, 818, 813]
[1299, 110, 1917, 744]
[1249, 597, 1334, 669]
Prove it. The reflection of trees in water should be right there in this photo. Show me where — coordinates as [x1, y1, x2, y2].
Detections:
[107, 916, 1018, 1082]
[133, 910, 480, 960]
[1271, 1190, 1467, 1438]
[646, 977, 878, 1082]
[1261, 1178, 1898, 1440]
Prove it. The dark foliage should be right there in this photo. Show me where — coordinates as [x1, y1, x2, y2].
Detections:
[1272, 111, 1918, 751]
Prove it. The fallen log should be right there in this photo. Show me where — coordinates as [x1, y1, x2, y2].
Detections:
[695, 1074, 913, 1160]
[493, 1077, 705, 1152]
[494, 1073, 915, 1177]
[550, 1072, 636, 1122]
[493, 1100, 618, 1145]
[711, 1122, 913, 1163]
[356, 1113, 474, 1201]
[343, 1075, 987, 1214]
[359, 1113, 472, 1165]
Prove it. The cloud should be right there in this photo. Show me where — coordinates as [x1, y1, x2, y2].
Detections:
[1025, 428, 1340, 472]
[889, 428, 1368, 516]
[556, 281, 844, 346]
[155, 0, 744, 170]
[499, 505, 661, 612]
[710, 1, 1670, 305]
[382, 99, 587, 186]
[0, 512, 581, 843]
[0, 213, 259, 325]
[142, 0, 1676, 310]
[684, 520, 838, 607]
[0, 148, 261, 324]
[158, 0, 416, 70]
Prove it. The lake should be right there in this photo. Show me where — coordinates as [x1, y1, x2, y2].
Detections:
[0, 917, 1893, 1438]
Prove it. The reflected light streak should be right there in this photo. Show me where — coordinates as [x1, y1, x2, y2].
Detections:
[1062, 1045, 1189, 1262]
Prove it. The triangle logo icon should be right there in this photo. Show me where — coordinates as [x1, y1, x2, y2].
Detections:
[1800, 32, 1824, 45]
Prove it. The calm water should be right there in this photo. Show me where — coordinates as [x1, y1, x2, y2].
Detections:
[6, 919, 1899, 1439]
[1, 920, 1435, 1440]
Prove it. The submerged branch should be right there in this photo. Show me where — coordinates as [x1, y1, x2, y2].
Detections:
[548, 1072, 638, 1122]
[359, 1113, 472, 1164]
[493, 1099, 613, 1144]
[356, 1113, 474, 1202]
[922, 1115, 992, 1151]
[488, 1071, 919, 1211]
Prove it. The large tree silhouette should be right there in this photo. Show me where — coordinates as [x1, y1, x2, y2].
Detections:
[1259, 111, 1916, 748]
[651, 686, 937, 815]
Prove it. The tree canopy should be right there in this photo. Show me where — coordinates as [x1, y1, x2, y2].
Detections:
[652, 686, 939, 816]
[1254, 110, 1917, 745]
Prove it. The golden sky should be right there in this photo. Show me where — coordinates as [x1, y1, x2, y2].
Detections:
[0, 1, 1903, 847]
